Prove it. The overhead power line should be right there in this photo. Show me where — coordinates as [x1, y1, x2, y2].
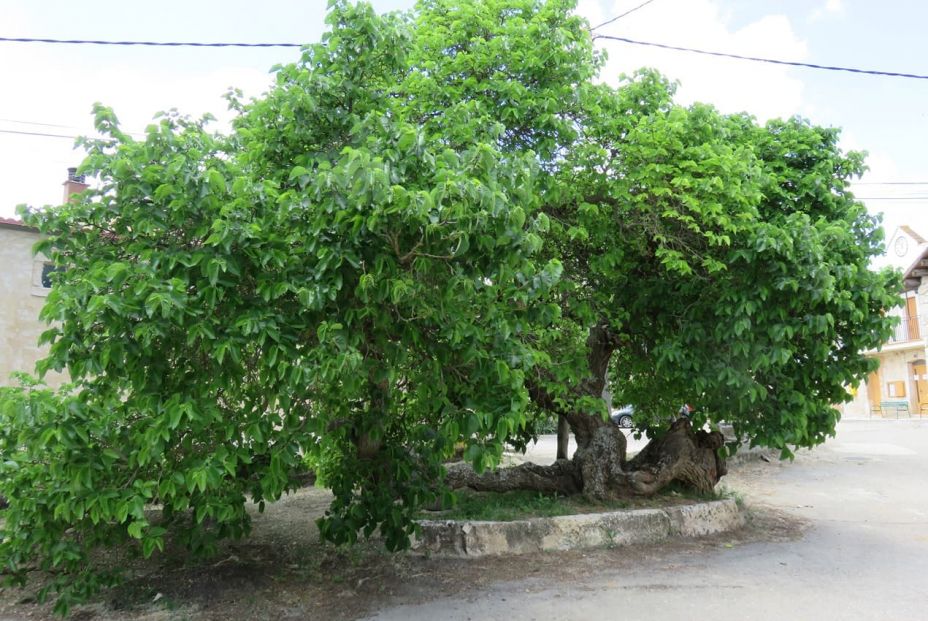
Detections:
[853, 181, 928, 186]
[0, 36, 300, 48]
[594, 34, 928, 80]
[855, 196, 928, 201]
[0, 117, 74, 129]
[0, 128, 76, 139]
[591, 0, 659, 31]
[3, 32, 925, 82]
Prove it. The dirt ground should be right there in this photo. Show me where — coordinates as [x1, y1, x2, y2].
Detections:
[0, 456, 802, 621]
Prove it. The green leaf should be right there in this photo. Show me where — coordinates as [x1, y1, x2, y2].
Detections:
[207, 168, 225, 194]
[0, 3, 896, 612]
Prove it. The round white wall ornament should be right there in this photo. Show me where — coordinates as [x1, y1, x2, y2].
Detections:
[895, 236, 909, 256]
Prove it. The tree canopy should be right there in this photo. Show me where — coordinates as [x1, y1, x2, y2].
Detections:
[0, 0, 898, 613]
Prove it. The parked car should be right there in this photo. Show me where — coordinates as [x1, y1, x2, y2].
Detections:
[610, 405, 634, 428]
[610, 404, 693, 429]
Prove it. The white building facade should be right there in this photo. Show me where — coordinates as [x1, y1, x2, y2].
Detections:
[844, 225, 928, 418]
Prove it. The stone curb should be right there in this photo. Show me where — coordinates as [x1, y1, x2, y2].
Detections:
[412, 499, 744, 557]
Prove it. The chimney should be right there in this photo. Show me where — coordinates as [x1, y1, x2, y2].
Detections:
[62, 167, 88, 203]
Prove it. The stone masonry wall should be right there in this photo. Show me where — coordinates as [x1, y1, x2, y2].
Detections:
[0, 225, 66, 387]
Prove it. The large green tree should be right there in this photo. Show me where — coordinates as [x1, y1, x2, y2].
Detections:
[0, 0, 898, 612]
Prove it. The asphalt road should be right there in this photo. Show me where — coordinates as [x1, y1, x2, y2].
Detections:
[365, 419, 928, 620]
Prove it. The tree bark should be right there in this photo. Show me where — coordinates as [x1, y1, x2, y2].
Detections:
[444, 459, 581, 495]
[556, 415, 570, 460]
[446, 418, 726, 499]
[445, 324, 727, 499]
[624, 418, 726, 494]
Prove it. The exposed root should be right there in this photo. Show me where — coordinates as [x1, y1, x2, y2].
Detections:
[443, 419, 727, 500]
[625, 418, 726, 495]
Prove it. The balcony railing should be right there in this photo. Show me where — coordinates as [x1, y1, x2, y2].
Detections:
[888, 316, 921, 344]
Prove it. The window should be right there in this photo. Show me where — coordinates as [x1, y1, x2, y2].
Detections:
[41, 263, 62, 288]
[887, 381, 906, 398]
[31, 259, 64, 297]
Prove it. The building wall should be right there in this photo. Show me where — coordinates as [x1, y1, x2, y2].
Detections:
[918, 278, 928, 342]
[876, 350, 917, 404]
[845, 346, 927, 419]
[0, 225, 65, 387]
[845, 377, 872, 419]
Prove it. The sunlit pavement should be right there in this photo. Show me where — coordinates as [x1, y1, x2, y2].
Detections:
[368, 419, 928, 621]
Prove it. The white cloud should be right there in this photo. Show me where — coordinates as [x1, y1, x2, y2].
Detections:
[839, 132, 928, 246]
[0, 2, 288, 217]
[0, 51, 274, 217]
[577, 0, 607, 29]
[0, 0, 845, 219]
[581, 0, 808, 122]
[810, 0, 844, 22]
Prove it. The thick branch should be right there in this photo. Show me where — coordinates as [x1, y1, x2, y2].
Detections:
[525, 322, 622, 449]
[444, 460, 581, 495]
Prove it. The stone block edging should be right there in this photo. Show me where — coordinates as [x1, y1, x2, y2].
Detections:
[412, 498, 743, 557]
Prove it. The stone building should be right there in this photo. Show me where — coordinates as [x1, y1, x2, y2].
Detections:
[0, 169, 86, 386]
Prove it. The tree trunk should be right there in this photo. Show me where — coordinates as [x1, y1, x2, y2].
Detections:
[569, 415, 629, 500]
[447, 417, 726, 499]
[445, 324, 727, 499]
[624, 418, 727, 494]
[556, 415, 570, 460]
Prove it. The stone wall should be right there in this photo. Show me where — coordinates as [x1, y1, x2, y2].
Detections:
[0, 224, 65, 387]
[413, 499, 745, 557]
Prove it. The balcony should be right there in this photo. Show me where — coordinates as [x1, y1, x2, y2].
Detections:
[888, 316, 921, 344]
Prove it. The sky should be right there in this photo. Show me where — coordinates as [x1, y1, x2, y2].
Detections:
[1, 0, 926, 246]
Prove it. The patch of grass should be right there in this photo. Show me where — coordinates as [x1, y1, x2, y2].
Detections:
[661, 481, 731, 502]
[421, 487, 722, 522]
[421, 490, 601, 521]
[715, 484, 745, 507]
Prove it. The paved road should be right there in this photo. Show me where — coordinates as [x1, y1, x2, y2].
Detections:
[366, 419, 928, 620]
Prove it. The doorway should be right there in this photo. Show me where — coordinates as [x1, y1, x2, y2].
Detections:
[867, 368, 882, 413]
[907, 296, 921, 340]
[912, 360, 928, 414]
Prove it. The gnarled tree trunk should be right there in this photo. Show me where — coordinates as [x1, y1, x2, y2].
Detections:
[445, 325, 728, 499]
[625, 418, 727, 494]
[556, 415, 570, 460]
[447, 415, 724, 499]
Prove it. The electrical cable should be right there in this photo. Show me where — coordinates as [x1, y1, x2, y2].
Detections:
[593, 34, 928, 80]
[855, 197, 928, 200]
[3, 32, 927, 80]
[853, 182, 928, 186]
[0, 36, 300, 48]
[0, 117, 74, 128]
[591, 0, 659, 31]
[0, 128, 76, 139]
